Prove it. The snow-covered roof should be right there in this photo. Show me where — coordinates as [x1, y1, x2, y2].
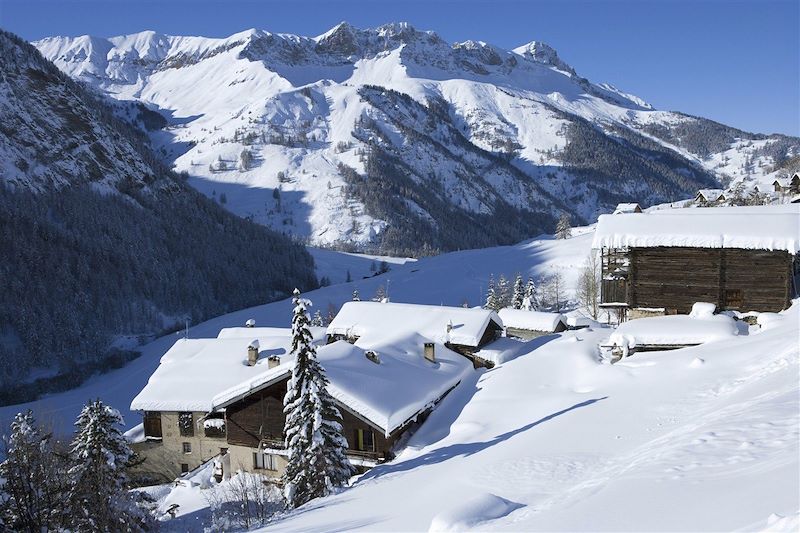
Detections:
[212, 338, 472, 436]
[696, 189, 725, 202]
[130, 333, 295, 412]
[326, 301, 503, 347]
[592, 205, 800, 254]
[498, 309, 565, 332]
[613, 203, 641, 214]
[217, 326, 326, 339]
[608, 313, 739, 349]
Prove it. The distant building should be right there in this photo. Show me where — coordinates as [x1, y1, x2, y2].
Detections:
[498, 309, 567, 339]
[773, 174, 800, 195]
[612, 203, 643, 214]
[694, 189, 726, 206]
[593, 205, 800, 320]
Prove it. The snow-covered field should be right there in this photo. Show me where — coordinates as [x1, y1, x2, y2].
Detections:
[2, 221, 797, 531]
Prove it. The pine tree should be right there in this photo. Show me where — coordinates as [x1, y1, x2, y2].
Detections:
[352, 288, 360, 301]
[373, 285, 386, 302]
[0, 411, 69, 531]
[282, 290, 354, 509]
[511, 274, 524, 309]
[67, 400, 152, 532]
[484, 275, 500, 311]
[497, 274, 511, 309]
[522, 277, 539, 311]
[556, 213, 572, 239]
[311, 309, 324, 327]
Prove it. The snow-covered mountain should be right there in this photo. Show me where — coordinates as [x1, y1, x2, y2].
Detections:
[0, 29, 317, 400]
[35, 23, 800, 252]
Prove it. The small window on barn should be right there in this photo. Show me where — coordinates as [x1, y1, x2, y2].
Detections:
[180, 463, 189, 474]
[355, 428, 375, 452]
[253, 450, 277, 471]
[178, 412, 194, 437]
[182, 442, 192, 454]
[724, 289, 743, 309]
[203, 414, 226, 438]
[143, 411, 162, 439]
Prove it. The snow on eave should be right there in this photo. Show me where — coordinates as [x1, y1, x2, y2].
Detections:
[592, 205, 800, 254]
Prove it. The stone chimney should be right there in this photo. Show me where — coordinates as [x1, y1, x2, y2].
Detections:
[267, 355, 280, 369]
[245, 318, 256, 328]
[247, 339, 260, 366]
[424, 342, 435, 363]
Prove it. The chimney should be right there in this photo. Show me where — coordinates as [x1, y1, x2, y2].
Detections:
[247, 339, 260, 366]
[267, 355, 280, 369]
[245, 318, 256, 328]
[424, 342, 435, 363]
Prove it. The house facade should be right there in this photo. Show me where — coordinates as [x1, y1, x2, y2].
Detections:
[593, 205, 799, 319]
[130, 306, 474, 482]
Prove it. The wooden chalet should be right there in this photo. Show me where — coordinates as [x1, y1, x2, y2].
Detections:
[613, 203, 643, 214]
[694, 189, 726, 206]
[593, 205, 800, 320]
[210, 339, 470, 480]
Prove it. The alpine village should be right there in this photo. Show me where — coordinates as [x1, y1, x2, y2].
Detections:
[0, 4, 798, 532]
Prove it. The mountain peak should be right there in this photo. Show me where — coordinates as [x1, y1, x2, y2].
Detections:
[513, 40, 575, 75]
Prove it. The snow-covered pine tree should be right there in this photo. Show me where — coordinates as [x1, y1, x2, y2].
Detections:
[282, 289, 354, 509]
[512, 274, 524, 309]
[352, 288, 360, 301]
[373, 285, 386, 302]
[497, 274, 511, 309]
[0, 411, 69, 531]
[310, 309, 324, 327]
[556, 213, 572, 239]
[522, 277, 539, 311]
[67, 400, 153, 532]
[484, 275, 499, 311]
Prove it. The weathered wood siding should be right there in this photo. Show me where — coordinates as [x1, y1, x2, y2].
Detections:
[225, 377, 395, 460]
[628, 247, 792, 313]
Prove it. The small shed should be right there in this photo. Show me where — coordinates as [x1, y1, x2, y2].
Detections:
[497, 309, 567, 339]
[613, 203, 643, 214]
[593, 205, 800, 317]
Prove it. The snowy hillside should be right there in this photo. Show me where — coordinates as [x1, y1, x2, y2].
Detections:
[258, 304, 798, 532]
[35, 23, 800, 253]
[0, 29, 317, 400]
[1, 219, 797, 531]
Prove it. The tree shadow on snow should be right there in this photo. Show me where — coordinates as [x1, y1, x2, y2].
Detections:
[360, 396, 608, 481]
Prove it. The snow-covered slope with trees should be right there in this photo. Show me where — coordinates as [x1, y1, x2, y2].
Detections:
[35, 23, 800, 253]
[0, 29, 317, 401]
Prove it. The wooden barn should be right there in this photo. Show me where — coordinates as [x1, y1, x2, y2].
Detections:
[593, 205, 800, 319]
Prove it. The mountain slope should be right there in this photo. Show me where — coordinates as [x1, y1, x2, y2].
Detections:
[34, 24, 800, 253]
[0, 30, 317, 403]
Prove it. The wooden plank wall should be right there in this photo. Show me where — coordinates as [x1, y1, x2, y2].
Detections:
[225, 377, 394, 458]
[630, 247, 792, 313]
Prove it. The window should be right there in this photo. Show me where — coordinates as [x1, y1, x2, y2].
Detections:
[253, 450, 277, 471]
[178, 412, 194, 437]
[180, 463, 189, 474]
[143, 411, 162, 439]
[203, 415, 226, 438]
[182, 442, 192, 454]
[355, 428, 375, 452]
[724, 289, 743, 309]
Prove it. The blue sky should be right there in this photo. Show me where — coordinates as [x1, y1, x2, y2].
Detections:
[1, 0, 797, 136]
